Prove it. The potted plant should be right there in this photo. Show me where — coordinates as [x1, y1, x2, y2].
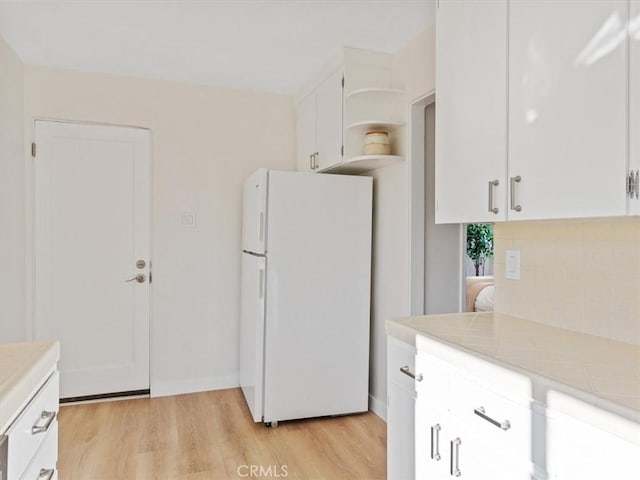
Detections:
[466, 224, 494, 276]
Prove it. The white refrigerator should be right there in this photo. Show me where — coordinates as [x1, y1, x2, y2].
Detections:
[239, 169, 373, 425]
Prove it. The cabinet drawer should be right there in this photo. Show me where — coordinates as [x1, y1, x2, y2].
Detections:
[451, 374, 536, 467]
[388, 337, 417, 393]
[7, 372, 59, 480]
[19, 423, 58, 480]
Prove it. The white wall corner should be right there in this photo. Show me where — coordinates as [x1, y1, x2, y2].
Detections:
[369, 393, 387, 422]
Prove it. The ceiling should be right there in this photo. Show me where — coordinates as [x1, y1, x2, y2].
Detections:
[0, 0, 436, 94]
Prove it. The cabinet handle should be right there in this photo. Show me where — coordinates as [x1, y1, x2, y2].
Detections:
[31, 410, 56, 435]
[450, 437, 461, 477]
[473, 406, 511, 430]
[309, 153, 314, 170]
[510, 175, 522, 212]
[487, 179, 499, 214]
[399, 365, 423, 382]
[635, 170, 639, 200]
[314, 152, 319, 170]
[38, 469, 55, 480]
[430, 424, 442, 461]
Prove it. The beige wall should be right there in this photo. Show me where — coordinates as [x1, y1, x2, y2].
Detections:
[23, 65, 295, 395]
[368, 26, 437, 418]
[0, 36, 25, 343]
[494, 218, 640, 346]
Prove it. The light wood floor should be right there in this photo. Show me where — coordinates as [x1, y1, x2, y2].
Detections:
[58, 388, 387, 479]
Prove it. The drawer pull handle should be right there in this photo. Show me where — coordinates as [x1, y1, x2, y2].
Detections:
[31, 410, 56, 435]
[430, 423, 441, 461]
[38, 469, 55, 480]
[473, 406, 511, 431]
[399, 365, 423, 382]
[450, 437, 461, 477]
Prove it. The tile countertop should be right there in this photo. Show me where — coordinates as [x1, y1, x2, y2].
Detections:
[0, 341, 60, 432]
[387, 312, 640, 422]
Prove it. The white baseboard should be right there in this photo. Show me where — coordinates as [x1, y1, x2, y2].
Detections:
[151, 374, 239, 398]
[369, 393, 387, 422]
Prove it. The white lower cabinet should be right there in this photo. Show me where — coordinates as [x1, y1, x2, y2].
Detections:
[387, 337, 417, 480]
[4, 371, 59, 480]
[413, 334, 640, 479]
[415, 348, 536, 479]
[546, 409, 640, 479]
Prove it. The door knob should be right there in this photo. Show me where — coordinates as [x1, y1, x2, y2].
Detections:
[125, 274, 146, 283]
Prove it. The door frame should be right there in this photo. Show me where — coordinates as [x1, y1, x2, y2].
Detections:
[406, 93, 465, 315]
[25, 117, 154, 384]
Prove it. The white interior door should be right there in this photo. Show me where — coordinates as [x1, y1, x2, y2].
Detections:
[34, 120, 151, 399]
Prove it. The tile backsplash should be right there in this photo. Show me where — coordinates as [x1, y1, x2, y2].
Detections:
[493, 218, 640, 345]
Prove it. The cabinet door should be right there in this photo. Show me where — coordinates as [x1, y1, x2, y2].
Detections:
[296, 92, 317, 172]
[388, 338, 417, 480]
[388, 382, 416, 480]
[415, 400, 448, 480]
[630, 0, 640, 215]
[546, 409, 640, 479]
[316, 68, 344, 171]
[508, 1, 628, 220]
[435, 0, 508, 224]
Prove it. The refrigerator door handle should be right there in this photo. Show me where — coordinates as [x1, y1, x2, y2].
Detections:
[258, 268, 265, 300]
[259, 212, 265, 243]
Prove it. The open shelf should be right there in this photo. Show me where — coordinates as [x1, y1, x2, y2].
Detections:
[319, 155, 404, 175]
[346, 87, 404, 99]
[346, 120, 406, 132]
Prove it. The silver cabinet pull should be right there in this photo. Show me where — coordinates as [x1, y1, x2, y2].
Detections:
[399, 365, 423, 382]
[125, 274, 146, 283]
[628, 171, 634, 198]
[473, 406, 511, 430]
[635, 170, 639, 199]
[450, 437, 461, 477]
[430, 424, 442, 461]
[309, 153, 314, 170]
[487, 179, 499, 214]
[31, 410, 56, 435]
[510, 175, 522, 212]
[38, 469, 55, 480]
[314, 152, 319, 170]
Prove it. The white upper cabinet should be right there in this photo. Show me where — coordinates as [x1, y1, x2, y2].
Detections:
[508, 0, 628, 220]
[435, 0, 508, 224]
[295, 67, 344, 173]
[315, 68, 344, 171]
[435, 0, 636, 223]
[296, 92, 317, 173]
[295, 48, 404, 175]
[630, 0, 640, 215]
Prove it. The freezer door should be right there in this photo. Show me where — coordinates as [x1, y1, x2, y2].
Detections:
[239, 252, 267, 422]
[242, 169, 268, 254]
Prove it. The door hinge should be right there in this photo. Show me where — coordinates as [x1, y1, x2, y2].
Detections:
[341, 145, 344, 157]
[341, 75, 344, 88]
[31, 142, 36, 157]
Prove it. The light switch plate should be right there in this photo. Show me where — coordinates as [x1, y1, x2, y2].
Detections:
[505, 250, 521, 280]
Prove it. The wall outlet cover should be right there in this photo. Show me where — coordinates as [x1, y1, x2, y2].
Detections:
[505, 250, 521, 280]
